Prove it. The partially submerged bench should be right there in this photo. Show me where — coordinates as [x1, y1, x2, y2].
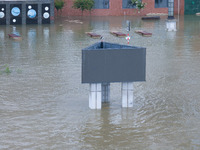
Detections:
[110, 31, 126, 37]
[141, 16, 160, 20]
[8, 34, 22, 40]
[135, 30, 152, 37]
[86, 32, 101, 39]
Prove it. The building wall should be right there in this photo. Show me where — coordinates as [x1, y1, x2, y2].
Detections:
[57, 0, 184, 16]
[174, 0, 184, 15]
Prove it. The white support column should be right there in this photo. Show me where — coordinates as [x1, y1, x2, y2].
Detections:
[166, 20, 177, 31]
[102, 83, 110, 103]
[121, 82, 133, 107]
[89, 83, 102, 109]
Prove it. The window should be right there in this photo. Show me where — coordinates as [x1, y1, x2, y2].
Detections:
[122, 0, 142, 9]
[122, 0, 136, 9]
[155, 0, 168, 8]
[93, 0, 109, 9]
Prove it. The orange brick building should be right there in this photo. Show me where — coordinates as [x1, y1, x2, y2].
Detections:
[58, 0, 184, 16]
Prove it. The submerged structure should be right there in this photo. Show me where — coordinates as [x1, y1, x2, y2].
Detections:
[82, 42, 146, 109]
[166, 0, 177, 32]
[0, 0, 54, 25]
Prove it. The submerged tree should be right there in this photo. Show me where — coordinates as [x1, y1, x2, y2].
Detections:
[55, 0, 65, 15]
[73, 0, 94, 14]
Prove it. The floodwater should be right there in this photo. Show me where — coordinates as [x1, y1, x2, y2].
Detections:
[0, 15, 200, 149]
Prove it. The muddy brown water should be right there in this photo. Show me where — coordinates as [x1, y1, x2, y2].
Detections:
[0, 15, 200, 149]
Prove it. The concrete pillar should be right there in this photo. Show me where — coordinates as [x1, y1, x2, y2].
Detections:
[102, 83, 110, 103]
[6, 3, 10, 25]
[38, 3, 42, 24]
[89, 83, 102, 109]
[50, 0, 54, 24]
[166, 20, 177, 31]
[121, 82, 133, 107]
[21, 2, 26, 24]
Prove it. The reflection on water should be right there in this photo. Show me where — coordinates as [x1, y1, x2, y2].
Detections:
[0, 15, 200, 149]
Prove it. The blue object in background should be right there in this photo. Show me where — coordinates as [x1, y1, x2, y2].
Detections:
[11, 7, 20, 16]
[27, 9, 36, 18]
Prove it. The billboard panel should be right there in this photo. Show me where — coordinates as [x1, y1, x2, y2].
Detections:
[10, 4, 22, 25]
[0, 4, 6, 25]
[26, 4, 38, 24]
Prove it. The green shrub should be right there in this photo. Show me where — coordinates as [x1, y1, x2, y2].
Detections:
[131, 0, 138, 5]
[55, 0, 65, 14]
[0, 64, 11, 74]
[5, 66, 11, 74]
[136, 1, 146, 10]
[131, 0, 146, 12]
[73, 0, 94, 13]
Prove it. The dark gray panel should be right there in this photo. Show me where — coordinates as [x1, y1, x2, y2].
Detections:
[26, 4, 38, 24]
[10, 4, 22, 25]
[42, 4, 50, 24]
[0, 4, 6, 25]
[82, 42, 146, 83]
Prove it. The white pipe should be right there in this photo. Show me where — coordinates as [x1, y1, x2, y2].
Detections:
[178, 0, 180, 16]
[177, 0, 180, 29]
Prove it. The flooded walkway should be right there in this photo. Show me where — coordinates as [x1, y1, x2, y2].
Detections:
[0, 15, 200, 149]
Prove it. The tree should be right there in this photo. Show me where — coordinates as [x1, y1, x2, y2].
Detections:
[73, 0, 94, 14]
[55, 0, 65, 15]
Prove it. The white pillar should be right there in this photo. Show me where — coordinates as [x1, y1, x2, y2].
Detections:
[122, 82, 133, 107]
[102, 83, 110, 103]
[166, 20, 177, 31]
[89, 83, 102, 109]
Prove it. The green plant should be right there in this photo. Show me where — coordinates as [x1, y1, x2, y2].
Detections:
[131, 0, 146, 12]
[5, 66, 11, 74]
[55, 0, 65, 15]
[136, 1, 146, 10]
[0, 65, 22, 75]
[73, 0, 94, 14]
[131, 0, 138, 5]
[2, 64, 11, 74]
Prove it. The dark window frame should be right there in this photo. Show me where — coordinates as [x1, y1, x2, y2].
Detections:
[93, 0, 109, 9]
[122, 0, 142, 9]
[155, 0, 168, 8]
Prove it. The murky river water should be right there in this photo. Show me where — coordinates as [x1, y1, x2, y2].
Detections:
[0, 15, 200, 149]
